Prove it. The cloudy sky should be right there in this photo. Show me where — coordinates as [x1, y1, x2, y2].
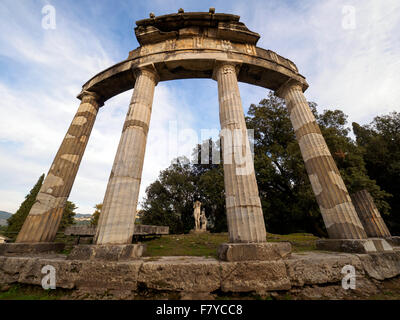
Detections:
[0, 0, 399, 215]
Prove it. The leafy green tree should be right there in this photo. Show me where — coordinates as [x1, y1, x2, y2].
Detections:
[142, 92, 391, 237]
[141, 157, 194, 233]
[316, 110, 390, 215]
[191, 139, 226, 232]
[141, 139, 226, 234]
[6, 174, 45, 235]
[353, 111, 400, 233]
[246, 92, 390, 236]
[246, 94, 322, 235]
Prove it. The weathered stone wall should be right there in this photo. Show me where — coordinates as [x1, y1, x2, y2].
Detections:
[64, 226, 96, 236]
[1, 251, 399, 299]
[134, 225, 169, 235]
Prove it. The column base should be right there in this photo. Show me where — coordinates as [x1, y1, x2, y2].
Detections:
[386, 236, 400, 247]
[316, 238, 394, 253]
[217, 242, 291, 262]
[67, 244, 146, 261]
[0, 242, 65, 255]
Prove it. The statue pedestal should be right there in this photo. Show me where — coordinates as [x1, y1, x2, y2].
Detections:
[316, 238, 393, 253]
[189, 229, 209, 234]
[218, 242, 291, 261]
[67, 244, 146, 261]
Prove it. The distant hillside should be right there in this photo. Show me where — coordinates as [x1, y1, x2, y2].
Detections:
[74, 213, 92, 225]
[75, 214, 92, 218]
[0, 211, 12, 219]
[0, 211, 12, 226]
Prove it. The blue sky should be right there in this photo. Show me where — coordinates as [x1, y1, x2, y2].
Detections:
[1, 0, 399, 215]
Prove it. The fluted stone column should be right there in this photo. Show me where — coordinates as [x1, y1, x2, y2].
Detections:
[16, 91, 103, 243]
[214, 61, 267, 243]
[351, 190, 391, 238]
[95, 66, 158, 245]
[276, 80, 367, 239]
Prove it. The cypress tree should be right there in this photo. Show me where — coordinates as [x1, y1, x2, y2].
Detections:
[6, 174, 45, 236]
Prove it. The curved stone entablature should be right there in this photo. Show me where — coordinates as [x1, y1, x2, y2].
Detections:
[135, 12, 260, 45]
[79, 12, 308, 102]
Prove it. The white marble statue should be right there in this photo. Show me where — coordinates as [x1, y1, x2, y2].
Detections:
[193, 200, 202, 231]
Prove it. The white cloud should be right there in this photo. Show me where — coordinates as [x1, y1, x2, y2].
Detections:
[242, 0, 400, 124]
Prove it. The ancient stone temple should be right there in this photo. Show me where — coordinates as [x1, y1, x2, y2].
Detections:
[4, 9, 393, 259]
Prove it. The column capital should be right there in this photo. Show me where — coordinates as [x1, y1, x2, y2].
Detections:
[212, 60, 242, 81]
[77, 90, 104, 107]
[275, 78, 304, 99]
[133, 63, 160, 85]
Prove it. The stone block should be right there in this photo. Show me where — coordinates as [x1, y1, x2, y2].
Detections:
[356, 251, 400, 280]
[137, 256, 220, 293]
[316, 238, 393, 253]
[284, 252, 364, 286]
[217, 242, 291, 261]
[64, 225, 96, 236]
[220, 260, 291, 293]
[0, 242, 65, 255]
[72, 260, 142, 290]
[67, 244, 146, 261]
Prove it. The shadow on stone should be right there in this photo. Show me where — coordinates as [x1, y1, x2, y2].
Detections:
[316, 238, 393, 253]
[0, 242, 65, 255]
[67, 244, 146, 261]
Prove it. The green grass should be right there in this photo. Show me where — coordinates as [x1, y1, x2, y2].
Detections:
[144, 233, 228, 258]
[143, 232, 319, 257]
[0, 284, 67, 300]
[367, 291, 400, 300]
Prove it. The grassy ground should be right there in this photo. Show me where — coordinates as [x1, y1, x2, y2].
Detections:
[367, 278, 400, 300]
[143, 232, 318, 258]
[0, 284, 68, 300]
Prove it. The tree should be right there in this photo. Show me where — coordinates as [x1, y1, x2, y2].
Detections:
[142, 92, 391, 237]
[191, 139, 226, 232]
[246, 92, 390, 236]
[353, 111, 400, 233]
[58, 201, 77, 231]
[6, 174, 45, 236]
[315, 109, 390, 216]
[6, 174, 77, 237]
[246, 94, 322, 235]
[90, 203, 102, 226]
[141, 139, 226, 234]
[141, 157, 194, 233]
